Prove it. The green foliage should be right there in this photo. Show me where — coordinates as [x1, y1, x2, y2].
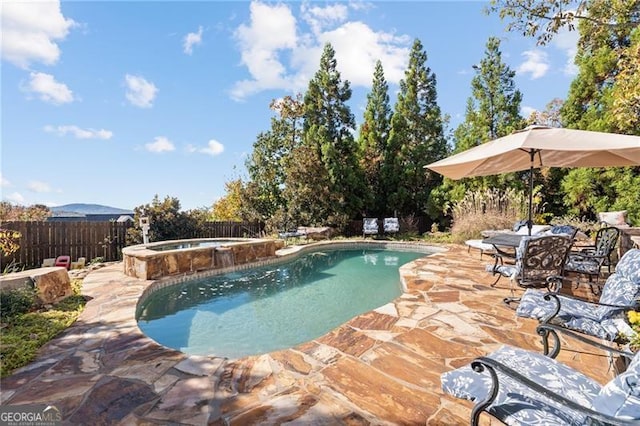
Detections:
[211, 179, 246, 221]
[381, 39, 448, 219]
[561, 167, 640, 225]
[610, 26, 640, 134]
[126, 195, 209, 245]
[486, 0, 619, 46]
[0, 287, 36, 320]
[244, 95, 305, 223]
[0, 279, 86, 377]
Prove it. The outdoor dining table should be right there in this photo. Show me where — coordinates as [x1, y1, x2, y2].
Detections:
[482, 233, 525, 249]
[482, 233, 525, 260]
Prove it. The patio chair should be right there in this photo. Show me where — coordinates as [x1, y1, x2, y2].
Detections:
[70, 257, 86, 269]
[485, 234, 574, 301]
[516, 248, 640, 357]
[564, 226, 620, 285]
[41, 258, 56, 267]
[362, 218, 379, 238]
[54, 255, 71, 270]
[383, 217, 399, 235]
[441, 344, 639, 426]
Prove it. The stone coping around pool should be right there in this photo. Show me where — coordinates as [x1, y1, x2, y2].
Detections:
[137, 239, 445, 311]
[122, 237, 256, 255]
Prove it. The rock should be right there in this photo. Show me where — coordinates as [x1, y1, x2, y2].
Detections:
[0, 267, 72, 305]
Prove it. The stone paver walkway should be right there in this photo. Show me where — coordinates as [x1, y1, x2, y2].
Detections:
[1, 243, 617, 425]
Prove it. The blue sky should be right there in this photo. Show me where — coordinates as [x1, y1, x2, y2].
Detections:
[1, 0, 579, 211]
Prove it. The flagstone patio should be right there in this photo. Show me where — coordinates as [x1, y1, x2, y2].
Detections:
[1, 243, 617, 425]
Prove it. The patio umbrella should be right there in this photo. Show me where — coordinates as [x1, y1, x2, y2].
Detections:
[424, 125, 640, 234]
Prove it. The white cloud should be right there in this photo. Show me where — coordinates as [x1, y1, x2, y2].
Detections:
[28, 180, 52, 193]
[200, 139, 225, 156]
[552, 26, 579, 76]
[231, 1, 298, 99]
[4, 192, 25, 204]
[145, 136, 175, 153]
[301, 3, 348, 34]
[517, 49, 549, 79]
[1, 0, 76, 68]
[44, 125, 113, 140]
[318, 21, 410, 86]
[1, 174, 11, 187]
[24, 71, 74, 104]
[230, 1, 411, 100]
[183, 26, 203, 55]
[125, 74, 158, 108]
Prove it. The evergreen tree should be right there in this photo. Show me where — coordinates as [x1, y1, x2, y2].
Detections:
[381, 39, 448, 219]
[357, 60, 392, 216]
[286, 43, 364, 229]
[447, 37, 525, 203]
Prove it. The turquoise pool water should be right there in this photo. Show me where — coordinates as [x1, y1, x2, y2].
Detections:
[136, 248, 430, 358]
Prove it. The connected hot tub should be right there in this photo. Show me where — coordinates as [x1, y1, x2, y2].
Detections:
[122, 238, 285, 280]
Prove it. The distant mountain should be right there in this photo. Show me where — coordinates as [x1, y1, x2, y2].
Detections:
[50, 203, 133, 215]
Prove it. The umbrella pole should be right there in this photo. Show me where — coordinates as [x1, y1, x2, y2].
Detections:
[527, 151, 535, 236]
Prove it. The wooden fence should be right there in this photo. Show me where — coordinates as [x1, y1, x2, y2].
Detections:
[1, 221, 132, 269]
[196, 221, 265, 238]
[1, 221, 265, 269]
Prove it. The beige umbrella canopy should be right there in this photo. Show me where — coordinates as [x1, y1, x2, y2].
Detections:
[424, 125, 640, 234]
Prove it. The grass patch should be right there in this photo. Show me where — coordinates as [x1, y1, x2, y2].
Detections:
[0, 279, 86, 378]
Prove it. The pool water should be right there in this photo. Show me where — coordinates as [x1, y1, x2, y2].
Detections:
[136, 248, 429, 358]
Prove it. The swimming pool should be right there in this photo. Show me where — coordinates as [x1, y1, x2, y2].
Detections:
[136, 246, 433, 358]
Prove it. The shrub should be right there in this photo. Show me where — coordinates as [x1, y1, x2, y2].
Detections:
[449, 188, 529, 243]
[0, 287, 36, 320]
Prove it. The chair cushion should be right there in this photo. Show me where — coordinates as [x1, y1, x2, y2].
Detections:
[546, 225, 576, 237]
[441, 345, 601, 425]
[565, 254, 601, 274]
[516, 289, 623, 340]
[486, 263, 517, 278]
[591, 351, 640, 419]
[612, 249, 640, 284]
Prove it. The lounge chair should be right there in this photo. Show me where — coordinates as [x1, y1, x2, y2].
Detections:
[441, 344, 639, 426]
[516, 248, 640, 356]
[465, 239, 496, 259]
[383, 217, 400, 235]
[485, 234, 574, 298]
[362, 218, 379, 238]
